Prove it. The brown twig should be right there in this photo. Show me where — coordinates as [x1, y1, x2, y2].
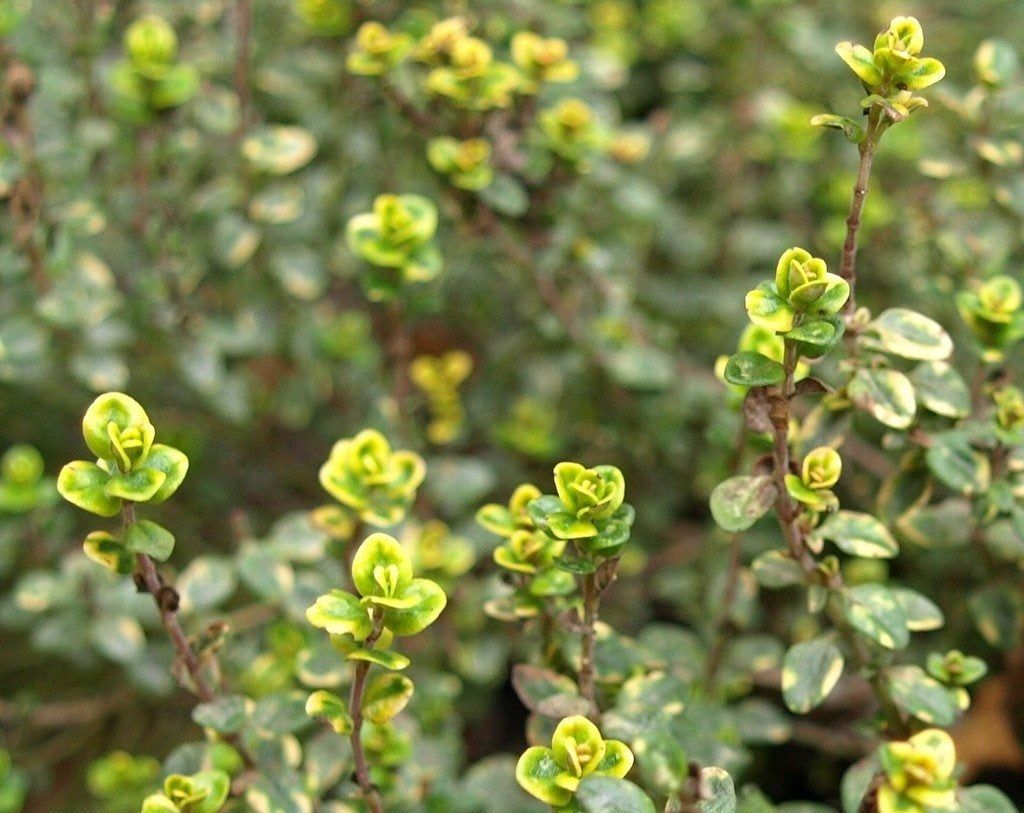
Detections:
[839, 105, 883, 316]
[123, 503, 216, 703]
[349, 609, 386, 813]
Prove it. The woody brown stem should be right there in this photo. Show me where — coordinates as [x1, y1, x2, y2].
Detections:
[123, 503, 215, 702]
[839, 105, 883, 316]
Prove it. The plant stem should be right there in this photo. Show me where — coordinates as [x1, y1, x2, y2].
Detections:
[349, 608, 386, 813]
[579, 571, 599, 719]
[839, 104, 883, 316]
[122, 503, 215, 702]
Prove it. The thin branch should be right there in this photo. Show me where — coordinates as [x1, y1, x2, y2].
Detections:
[123, 503, 216, 703]
[349, 609, 385, 813]
[578, 571, 599, 718]
[839, 105, 883, 316]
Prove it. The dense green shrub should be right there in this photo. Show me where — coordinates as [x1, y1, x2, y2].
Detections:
[3, 1, 1024, 811]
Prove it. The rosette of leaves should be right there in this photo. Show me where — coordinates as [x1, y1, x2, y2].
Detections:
[528, 462, 634, 559]
[511, 32, 579, 93]
[538, 99, 605, 164]
[0, 444, 54, 514]
[57, 393, 188, 568]
[877, 729, 957, 812]
[515, 715, 636, 808]
[109, 16, 199, 122]
[424, 36, 518, 111]
[140, 769, 230, 813]
[409, 351, 472, 444]
[727, 248, 848, 387]
[426, 137, 493, 190]
[477, 483, 543, 537]
[926, 650, 987, 711]
[957, 275, 1024, 362]
[304, 533, 446, 713]
[993, 385, 1024, 445]
[814, 17, 945, 145]
[478, 483, 576, 613]
[745, 248, 849, 335]
[835, 16, 945, 109]
[346, 21, 412, 76]
[785, 447, 842, 514]
[346, 194, 443, 298]
[319, 429, 425, 526]
[295, 0, 349, 37]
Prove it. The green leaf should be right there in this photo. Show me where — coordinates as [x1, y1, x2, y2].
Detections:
[573, 776, 656, 812]
[909, 362, 970, 419]
[190, 770, 231, 813]
[697, 767, 737, 813]
[722, 352, 785, 387]
[959, 785, 1019, 813]
[784, 318, 843, 358]
[141, 444, 189, 503]
[835, 42, 883, 85]
[859, 308, 953, 361]
[384, 577, 447, 636]
[142, 795, 178, 813]
[745, 283, 795, 333]
[82, 531, 135, 574]
[892, 588, 944, 631]
[809, 114, 865, 144]
[529, 566, 577, 597]
[57, 460, 121, 516]
[305, 689, 352, 734]
[842, 584, 909, 650]
[346, 648, 410, 670]
[124, 520, 175, 562]
[511, 664, 581, 714]
[848, 367, 916, 429]
[969, 586, 1023, 650]
[306, 590, 372, 640]
[351, 533, 413, 599]
[81, 392, 150, 461]
[193, 695, 249, 734]
[363, 673, 414, 724]
[241, 126, 317, 175]
[751, 551, 804, 588]
[104, 467, 166, 502]
[926, 433, 991, 496]
[885, 665, 959, 727]
[477, 173, 528, 216]
[781, 637, 844, 714]
[476, 504, 515, 537]
[709, 475, 776, 532]
[516, 746, 572, 807]
[812, 511, 898, 558]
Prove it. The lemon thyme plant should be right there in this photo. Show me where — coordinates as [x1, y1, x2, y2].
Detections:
[712, 15, 1019, 812]
[4, 3, 1024, 813]
[305, 532, 447, 813]
[55, 393, 211, 697]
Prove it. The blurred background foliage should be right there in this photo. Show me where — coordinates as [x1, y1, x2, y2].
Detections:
[2, 0, 1024, 810]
